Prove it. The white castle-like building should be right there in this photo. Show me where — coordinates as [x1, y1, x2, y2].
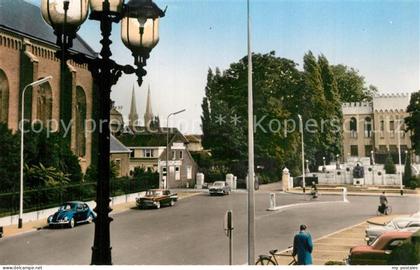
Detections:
[342, 93, 412, 160]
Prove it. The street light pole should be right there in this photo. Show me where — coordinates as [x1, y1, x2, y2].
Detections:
[397, 119, 403, 191]
[41, 0, 165, 264]
[247, 0, 256, 264]
[19, 76, 53, 229]
[298, 114, 305, 192]
[165, 109, 186, 189]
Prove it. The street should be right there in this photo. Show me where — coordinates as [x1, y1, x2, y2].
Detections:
[0, 192, 418, 265]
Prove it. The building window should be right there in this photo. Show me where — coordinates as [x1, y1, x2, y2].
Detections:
[36, 80, 52, 127]
[130, 149, 135, 158]
[350, 145, 358, 156]
[364, 145, 372, 157]
[179, 150, 183, 159]
[364, 117, 372, 138]
[114, 159, 122, 177]
[379, 145, 387, 153]
[0, 69, 9, 124]
[143, 149, 153, 158]
[380, 120, 385, 138]
[350, 117, 357, 138]
[172, 150, 176, 160]
[187, 166, 192, 179]
[175, 166, 180, 180]
[389, 120, 395, 138]
[389, 145, 398, 153]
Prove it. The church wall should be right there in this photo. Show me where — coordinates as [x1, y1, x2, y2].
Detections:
[0, 31, 22, 131]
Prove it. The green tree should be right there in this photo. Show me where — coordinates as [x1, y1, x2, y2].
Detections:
[403, 151, 413, 187]
[318, 54, 342, 159]
[384, 152, 396, 174]
[405, 90, 420, 155]
[331, 64, 377, 102]
[0, 123, 20, 192]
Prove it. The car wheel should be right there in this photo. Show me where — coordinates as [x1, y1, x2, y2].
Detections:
[156, 202, 161, 209]
[170, 199, 175, 206]
[69, 218, 75, 228]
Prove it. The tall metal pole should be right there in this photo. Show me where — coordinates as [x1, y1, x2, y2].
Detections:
[247, 0, 255, 265]
[298, 115, 305, 192]
[19, 76, 52, 229]
[91, 1, 113, 264]
[19, 86, 27, 229]
[397, 119, 403, 191]
[166, 114, 170, 189]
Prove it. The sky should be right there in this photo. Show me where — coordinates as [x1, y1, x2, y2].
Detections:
[26, 0, 420, 134]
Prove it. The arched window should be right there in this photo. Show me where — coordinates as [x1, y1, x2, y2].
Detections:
[350, 117, 357, 138]
[0, 69, 9, 123]
[75, 86, 86, 157]
[36, 80, 52, 127]
[364, 117, 372, 138]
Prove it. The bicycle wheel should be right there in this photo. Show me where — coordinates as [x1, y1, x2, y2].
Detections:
[385, 206, 392, 215]
[255, 257, 277, 265]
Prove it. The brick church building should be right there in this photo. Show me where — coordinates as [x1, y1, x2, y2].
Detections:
[0, 0, 97, 171]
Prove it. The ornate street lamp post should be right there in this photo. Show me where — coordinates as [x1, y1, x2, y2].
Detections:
[41, 0, 165, 265]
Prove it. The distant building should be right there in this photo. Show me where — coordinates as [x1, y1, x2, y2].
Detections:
[118, 128, 198, 188]
[342, 93, 412, 160]
[113, 86, 198, 188]
[110, 135, 131, 177]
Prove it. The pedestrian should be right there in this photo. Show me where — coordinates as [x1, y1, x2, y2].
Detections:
[292, 224, 313, 265]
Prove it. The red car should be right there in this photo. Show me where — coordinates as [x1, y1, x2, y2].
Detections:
[347, 231, 413, 265]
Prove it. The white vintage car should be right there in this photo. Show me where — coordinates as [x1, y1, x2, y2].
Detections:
[365, 212, 420, 244]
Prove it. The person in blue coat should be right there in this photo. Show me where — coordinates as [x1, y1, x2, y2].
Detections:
[292, 224, 313, 265]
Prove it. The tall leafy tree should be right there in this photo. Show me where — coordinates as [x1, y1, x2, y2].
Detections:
[405, 90, 420, 155]
[331, 64, 377, 102]
[318, 55, 342, 158]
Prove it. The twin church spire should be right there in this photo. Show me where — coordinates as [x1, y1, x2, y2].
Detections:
[128, 84, 154, 129]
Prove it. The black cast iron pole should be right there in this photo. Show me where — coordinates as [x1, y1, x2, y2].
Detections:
[91, 0, 113, 265]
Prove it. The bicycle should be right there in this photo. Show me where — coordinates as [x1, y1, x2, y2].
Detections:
[305, 190, 320, 201]
[376, 204, 392, 216]
[255, 248, 297, 265]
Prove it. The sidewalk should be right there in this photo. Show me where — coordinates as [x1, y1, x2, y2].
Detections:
[0, 192, 200, 239]
[273, 215, 404, 265]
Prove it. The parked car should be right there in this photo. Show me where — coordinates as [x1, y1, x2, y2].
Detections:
[47, 201, 96, 228]
[136, 189, 178, 209]
[347, 231, 414, 265]
[365, 217, 420, 244]
[209, 181, 231, 196]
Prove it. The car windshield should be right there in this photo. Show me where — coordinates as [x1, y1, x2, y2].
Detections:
[394, 220, 410, 229]
[146, 190, 162, 196]
[58, 203, 76, 211]
[213, 182, 224, 187]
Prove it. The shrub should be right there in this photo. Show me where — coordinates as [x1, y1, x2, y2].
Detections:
[384, 152, 396, 174]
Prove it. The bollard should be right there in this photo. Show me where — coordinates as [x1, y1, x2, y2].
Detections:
[342, 187, 349, 202]
[270, 193, 276, 209]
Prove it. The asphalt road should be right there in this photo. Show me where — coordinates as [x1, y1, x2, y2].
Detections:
[0, 192, 418, 265]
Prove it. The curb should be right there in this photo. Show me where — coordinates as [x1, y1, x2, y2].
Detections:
[267, 200, 349, 211]
[0, 192, 202, 239]
[285, 190, 419, 197]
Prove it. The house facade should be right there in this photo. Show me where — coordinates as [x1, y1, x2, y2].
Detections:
[342, 93, 413, 160]
[117, 129, 198, 189]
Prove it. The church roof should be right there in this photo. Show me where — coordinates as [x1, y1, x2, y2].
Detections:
[110, 135, 131, 153]
[0, 0, 97, 58]
[117, 128, 188, 147]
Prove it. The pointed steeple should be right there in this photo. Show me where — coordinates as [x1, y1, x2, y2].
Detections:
[128, 85, 139, 127]
[144, 85, 154, 129]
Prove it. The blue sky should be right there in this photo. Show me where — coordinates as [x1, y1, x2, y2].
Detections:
[27, 0, 420, 133]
